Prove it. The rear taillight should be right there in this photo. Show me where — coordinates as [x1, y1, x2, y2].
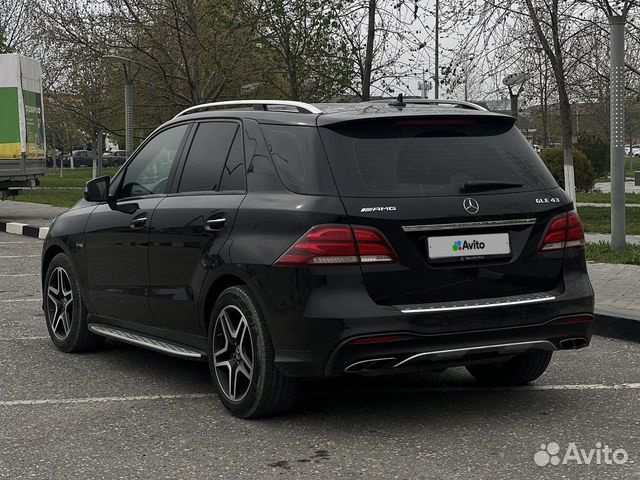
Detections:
[275, 224, 397, 266]
[538, 211, 585, 252]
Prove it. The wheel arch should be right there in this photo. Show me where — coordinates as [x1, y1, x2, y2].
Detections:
[41, 239, 84, 312]
[199, 268, 275, 337]
[41, 243, 66, 288]
[201, 273, 248, 333]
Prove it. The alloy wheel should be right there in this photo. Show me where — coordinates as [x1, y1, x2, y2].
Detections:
[212, 305, 254, 402]
[46, 267, 74, 340]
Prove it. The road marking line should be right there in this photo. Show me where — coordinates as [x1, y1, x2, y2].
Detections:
[0, 255, 39, 258]
[0, 273, 39, 277]
[0, 241, 33, 244]
[0, 298, 41, 303]
[4, 336, 50, 341]
[0, 393, 216, 406]
[2, 384, 639, 407]
[329, 383, 640, 394]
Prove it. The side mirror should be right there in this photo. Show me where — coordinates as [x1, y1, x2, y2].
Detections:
[84, 176, 110, 203]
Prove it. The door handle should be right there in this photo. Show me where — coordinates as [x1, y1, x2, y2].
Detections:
[130, 216, 147, 229]
[205, 217, 226, 231]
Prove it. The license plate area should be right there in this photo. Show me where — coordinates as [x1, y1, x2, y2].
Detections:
[427, 233, 511, 262]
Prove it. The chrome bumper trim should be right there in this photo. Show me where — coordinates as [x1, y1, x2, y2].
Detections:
[344, 357, 398, 373]
[397, 292, 556, 314]
[402, 218, 537, 233]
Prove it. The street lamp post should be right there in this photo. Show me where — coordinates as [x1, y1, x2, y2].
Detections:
[609, 16, 626, 251]
[102, 55, 138, 159]
[93, 130, 103, 178]
[434, 0, 439, 99]
[502, 72, 530, 119]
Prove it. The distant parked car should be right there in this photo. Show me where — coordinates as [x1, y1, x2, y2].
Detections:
[63, 150, 96, 168]
[626, 145, 640, 157]
[102, 150, 127, 168]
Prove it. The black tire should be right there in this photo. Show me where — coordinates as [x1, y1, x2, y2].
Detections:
[466, 350, 553, 386]
[44, 253, 104, 353]
[207, 285, 299, 418]
[112, 161, 120, 168]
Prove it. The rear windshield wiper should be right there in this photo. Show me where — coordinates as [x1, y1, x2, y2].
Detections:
[460, 180, 523, 193]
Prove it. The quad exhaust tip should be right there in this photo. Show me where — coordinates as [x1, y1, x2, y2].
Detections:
[559, 337, 588, 350]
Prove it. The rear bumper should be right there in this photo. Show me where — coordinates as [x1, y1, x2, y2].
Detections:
[253, 255, 594, 378]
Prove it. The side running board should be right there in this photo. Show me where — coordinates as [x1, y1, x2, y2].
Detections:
[88, 324, 204, 359]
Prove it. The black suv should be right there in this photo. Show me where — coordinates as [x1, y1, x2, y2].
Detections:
[41, 99, 594, 418]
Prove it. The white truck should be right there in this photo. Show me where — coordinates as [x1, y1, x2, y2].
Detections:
[0, 54, 46, 199]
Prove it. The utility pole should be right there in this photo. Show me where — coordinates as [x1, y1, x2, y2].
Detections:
[609, 15, 626, 250]
[434, 0, 439, 99]
[124, 75, 134, 158]
[93, 131, 103, 179]
[103, 55, 138, 159]
[536, 48, 548, 147]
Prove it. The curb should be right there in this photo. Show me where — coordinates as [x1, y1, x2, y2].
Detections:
[0, 221, 49, 239]
[595, 307, 640, 343]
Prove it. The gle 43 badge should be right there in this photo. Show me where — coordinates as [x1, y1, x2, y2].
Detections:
[535, 197, 560, 204]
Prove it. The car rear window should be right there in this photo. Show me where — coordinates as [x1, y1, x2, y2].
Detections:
[318, 116, 557, 197]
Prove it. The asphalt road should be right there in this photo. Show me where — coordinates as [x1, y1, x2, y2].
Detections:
[1, 232, 639, 479]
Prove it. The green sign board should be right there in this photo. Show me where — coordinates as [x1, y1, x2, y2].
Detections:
[22, 89, 44, 159]
[0, 87, 21, 159]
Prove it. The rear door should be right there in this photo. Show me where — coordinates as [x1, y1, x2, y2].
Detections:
[318, 115, 570, 307]
[148, 120, 246, 335]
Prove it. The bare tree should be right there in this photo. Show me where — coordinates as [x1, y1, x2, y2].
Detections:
[36, 0, 248, 111]
[246, 0, 354, 101]
[334, 0, 430, 100]
[0, 0, 36, 54]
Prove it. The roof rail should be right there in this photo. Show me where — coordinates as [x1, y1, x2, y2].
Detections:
[370, 98, 488, 112]
[174, 100, 323, 118]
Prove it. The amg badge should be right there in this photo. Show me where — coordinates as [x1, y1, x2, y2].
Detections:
[361, 206, 397, 212]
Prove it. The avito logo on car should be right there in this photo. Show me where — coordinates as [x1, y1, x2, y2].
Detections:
[452, 239, 486, 252]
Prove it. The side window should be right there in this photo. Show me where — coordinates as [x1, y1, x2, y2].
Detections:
[178, 121, 244, 193]
[120, 124, 189, 199]
[259, 124, 338, 195]
[263, 129, 306, 189]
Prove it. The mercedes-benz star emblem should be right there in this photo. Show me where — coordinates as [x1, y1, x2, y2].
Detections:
[463, 197, 479, 214]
